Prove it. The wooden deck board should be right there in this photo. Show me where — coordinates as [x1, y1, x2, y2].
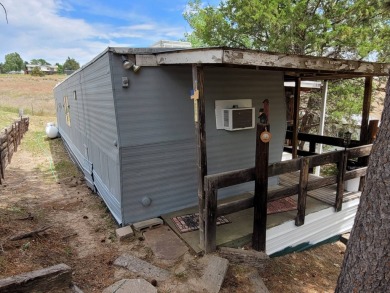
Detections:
[278, 172, 361, 205]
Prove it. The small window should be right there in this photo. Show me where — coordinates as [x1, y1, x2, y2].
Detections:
[73, 90, 77, 100]
[64, 96, 71, 126]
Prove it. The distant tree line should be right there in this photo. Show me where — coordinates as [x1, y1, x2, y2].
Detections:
[0, 52, 80, 75]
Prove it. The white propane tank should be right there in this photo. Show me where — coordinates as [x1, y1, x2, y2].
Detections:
[45, 122, 58, 139]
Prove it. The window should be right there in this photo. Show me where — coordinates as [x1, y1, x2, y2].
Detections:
[64, 96, 71, 126]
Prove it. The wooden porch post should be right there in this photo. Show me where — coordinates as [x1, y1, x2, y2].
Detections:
[204, 180, 217, 253]
[360, 77, 373, 144]
[292, 77, 301, 159]
[192, 64, 207, 250]
[358, 77, 373, 191]
[252, 123, 269, 252]
[335, 151, 348, 211]
[295, 157, 309, 226]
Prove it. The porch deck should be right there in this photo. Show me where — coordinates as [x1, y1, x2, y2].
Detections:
[162, 172, 361, 255]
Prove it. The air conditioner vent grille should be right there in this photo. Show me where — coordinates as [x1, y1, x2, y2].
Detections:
[222, 107, 255, 131]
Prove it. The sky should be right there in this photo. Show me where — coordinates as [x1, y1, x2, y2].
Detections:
[0, 0, 219, 66]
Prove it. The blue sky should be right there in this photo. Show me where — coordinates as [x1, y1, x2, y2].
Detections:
[0, 0, 219, 66]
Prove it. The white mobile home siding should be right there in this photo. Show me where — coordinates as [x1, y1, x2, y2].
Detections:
[54, 52, 122, 223]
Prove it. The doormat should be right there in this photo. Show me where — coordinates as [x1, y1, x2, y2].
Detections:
[172, 213, 230, 233]
[267, 196, 297, 214]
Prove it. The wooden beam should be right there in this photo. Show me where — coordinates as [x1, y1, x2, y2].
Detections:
[157, 49, 223, 65]
[268, 158, 301, 177]
[283, 146, 317, 157]
[0, 264, 72, 293]
[193, 64, 207, 250]
[204, 180, 217, 253]
[310, 151, 342, 167]
[307, 176, 338, 190]
[347, 145, 372, 158]
[309, 142, 316, 173]
[252, 123, 269, 252]
[292, 78, 301, 159]
[205, 167, 255, 190]
[358, 77, 372, 192]
[345, 167, 367, 181]
[285, 131, 361, 148]
[223, 49, 390, 75]
[296, 157, 309, 226]
[217, 196, 254, 217]
[5, 128, 10, 163]
[138, 48, 390, 77]
[360, 77, 373, 144]
[0, 141, 2, 184]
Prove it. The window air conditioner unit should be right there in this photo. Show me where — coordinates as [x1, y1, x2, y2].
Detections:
[223, 107, 255, 131]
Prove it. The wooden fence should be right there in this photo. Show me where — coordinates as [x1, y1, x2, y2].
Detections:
[0, 117, 30, 184]
[202, 126, 372, 253]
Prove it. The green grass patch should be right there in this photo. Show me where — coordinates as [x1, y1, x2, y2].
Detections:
[0, 109, 18, 129]
[54, 159, 80, 179]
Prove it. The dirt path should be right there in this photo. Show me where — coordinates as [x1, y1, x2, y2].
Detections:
[0, 126, 346, 292]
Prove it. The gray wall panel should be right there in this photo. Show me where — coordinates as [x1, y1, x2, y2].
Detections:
[111, 58, 195, 147]
[121, 139, 197, 224]
[54, 52, 122, 223]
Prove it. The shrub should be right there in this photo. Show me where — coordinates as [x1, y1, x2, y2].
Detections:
[31, 67, 45, 77]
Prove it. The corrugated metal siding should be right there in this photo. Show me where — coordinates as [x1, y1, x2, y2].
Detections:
[267, 198, 359, 255]
[54, 52, 122, 224]
[113, 59, 285, 224]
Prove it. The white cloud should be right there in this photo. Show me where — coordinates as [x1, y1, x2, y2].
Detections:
[0, 0, 189, 66]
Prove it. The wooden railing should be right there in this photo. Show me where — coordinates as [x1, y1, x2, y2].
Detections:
[0, 117, 29, 184]
[202, 143, 372, 253]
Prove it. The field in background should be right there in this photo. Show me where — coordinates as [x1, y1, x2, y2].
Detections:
[0, 74, 65, 120]
[0, 74, 77, 181]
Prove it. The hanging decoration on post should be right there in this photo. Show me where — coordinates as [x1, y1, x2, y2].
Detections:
[258, 99, 270, 124]
[258, 108, 267, 124]
[260, 127, 272, 143]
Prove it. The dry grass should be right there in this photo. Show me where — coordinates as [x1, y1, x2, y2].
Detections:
[0, 74, 65, 116]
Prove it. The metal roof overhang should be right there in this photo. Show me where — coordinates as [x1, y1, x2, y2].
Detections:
[111, 47, 390, 81]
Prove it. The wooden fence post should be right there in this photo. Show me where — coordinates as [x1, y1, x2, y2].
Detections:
[20, 118, 24, 139]
[335, 151, 348, 211]
[0, 136, 2, 185]
[204, 180, 218, 253]
[0, 135, 4, 181]
[5, 128, 10, 164]
[295, 157, 310, 226]
[18, 121, 21, 144]
[252, 123, 269, 252]
[14, 123, 18, 152]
